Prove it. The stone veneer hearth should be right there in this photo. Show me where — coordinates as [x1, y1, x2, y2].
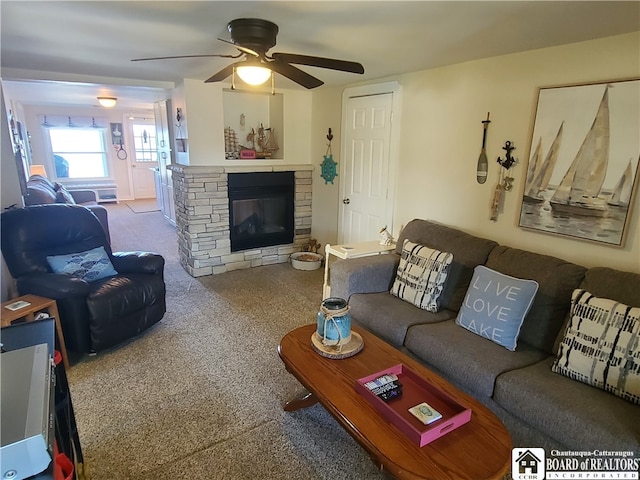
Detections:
[171, 165, 313, 277]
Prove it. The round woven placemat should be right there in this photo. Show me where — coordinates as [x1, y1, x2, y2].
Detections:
[311, 331, 364, 359]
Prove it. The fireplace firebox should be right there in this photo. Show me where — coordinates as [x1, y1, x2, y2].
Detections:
[228, 172, 295, 252]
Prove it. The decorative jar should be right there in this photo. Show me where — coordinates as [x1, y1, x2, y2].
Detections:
[317, 297, 351, 347]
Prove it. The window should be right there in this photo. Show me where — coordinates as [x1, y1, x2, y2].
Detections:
[47, 127, 108, 179]
[132, 124, 157, 162]
[40, 115, 110, 180]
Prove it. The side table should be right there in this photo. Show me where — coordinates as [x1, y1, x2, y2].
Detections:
[2, 294, 70, 369]
[323, 241, 396, 298]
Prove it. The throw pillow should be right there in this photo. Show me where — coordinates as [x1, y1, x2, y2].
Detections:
[552, 289, 640, 405]
[54, 183, 76, 204]
[390, 239, 453, 312]
[455, 265, 539, 351]
[47, 246, 117, 282]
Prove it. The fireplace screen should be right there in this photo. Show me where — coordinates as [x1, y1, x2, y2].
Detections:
[228, 172, 294, 252]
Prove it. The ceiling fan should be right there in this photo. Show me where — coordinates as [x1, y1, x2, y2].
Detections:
[132, 18, 365, 89]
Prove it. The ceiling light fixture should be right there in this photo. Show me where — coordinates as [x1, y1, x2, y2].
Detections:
[97, 96, 117, 108]
[235, 65, 271, 86]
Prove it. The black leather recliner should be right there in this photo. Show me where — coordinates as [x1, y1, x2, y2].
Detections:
[1, 204, 166, 354]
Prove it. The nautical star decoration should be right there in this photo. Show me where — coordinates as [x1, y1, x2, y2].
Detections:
[320, 128, 338, 184]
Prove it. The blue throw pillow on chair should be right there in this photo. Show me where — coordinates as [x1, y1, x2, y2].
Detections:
[47, 246, 118, 282]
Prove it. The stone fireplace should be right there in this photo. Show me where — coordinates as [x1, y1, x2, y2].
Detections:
[171, 165, 312, 277]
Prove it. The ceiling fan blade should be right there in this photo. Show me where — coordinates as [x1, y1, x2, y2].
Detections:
[204, 63, 236, 83]
[269, 59, 324, 89]
[217, 38, 260, 57]
[131, 53, 241, 62]
[271, 53, 364, 74]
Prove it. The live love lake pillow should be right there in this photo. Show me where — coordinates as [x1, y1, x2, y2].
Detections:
[552, 289, 640, 405]
[390, 240, 453, 312]
[455, 265, 539, 351]
[47, 246, 117, 282]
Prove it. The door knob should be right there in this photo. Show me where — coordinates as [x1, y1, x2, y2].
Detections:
[343, 198, 350, 204]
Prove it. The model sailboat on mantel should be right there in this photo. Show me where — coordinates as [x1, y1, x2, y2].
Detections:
[549, 86, 610, 217]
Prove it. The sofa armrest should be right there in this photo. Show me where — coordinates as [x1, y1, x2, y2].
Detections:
[330, 253, 400, 301]
[111, 252, 165, 278]
[69, 189, 97, 204]
[17, 273, 92, 298]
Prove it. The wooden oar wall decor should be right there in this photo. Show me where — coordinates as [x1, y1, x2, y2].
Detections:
[476, 113, 491, 184]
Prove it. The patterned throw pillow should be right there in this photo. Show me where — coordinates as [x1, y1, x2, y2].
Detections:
[456, 266, 539, 351]
[54, 183, 76, 204]
[390, 240, 453, 312]
[47, 246, 118, 282]
[552, 289, 640, 405]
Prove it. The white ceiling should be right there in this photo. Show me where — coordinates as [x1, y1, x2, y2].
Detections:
[2, 1, 639, 109]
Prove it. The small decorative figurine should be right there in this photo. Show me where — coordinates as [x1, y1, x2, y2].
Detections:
[379, 226, 394, 246]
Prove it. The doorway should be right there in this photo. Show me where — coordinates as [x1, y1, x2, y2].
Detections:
[126, 116, 158, 199]
[339, 82, 401, 244]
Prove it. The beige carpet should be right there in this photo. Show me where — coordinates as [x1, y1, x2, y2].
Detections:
[67, 203, 385, 480]
[124, 199, 160, 213]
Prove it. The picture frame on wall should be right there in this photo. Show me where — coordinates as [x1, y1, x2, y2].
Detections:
[518, 78, 640, 247]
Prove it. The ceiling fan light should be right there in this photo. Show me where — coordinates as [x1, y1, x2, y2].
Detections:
[236, 66, 271, 86]
[97, 96, 117, 108]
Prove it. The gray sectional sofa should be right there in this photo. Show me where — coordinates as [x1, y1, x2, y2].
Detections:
[25, 174, 110, 243]
[331, 219, 640, 452]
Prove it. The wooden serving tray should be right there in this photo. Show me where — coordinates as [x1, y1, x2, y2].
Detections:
[356, 364, 472, 447]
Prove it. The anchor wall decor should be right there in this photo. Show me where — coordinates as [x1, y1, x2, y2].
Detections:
[320, 128, 338, 184]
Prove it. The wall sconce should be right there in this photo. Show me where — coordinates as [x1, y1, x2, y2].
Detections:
[235, 65, 272, 86]
[97, 97, 117, 108]
[29, 164, 47, 178]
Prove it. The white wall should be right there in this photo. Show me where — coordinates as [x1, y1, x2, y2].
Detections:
[310, 85, 344, 247]
[1, 86, 21, 301]
[179, 78, 313, 166]
[311, 32, 640, 272]
[1, 86, 23, 210]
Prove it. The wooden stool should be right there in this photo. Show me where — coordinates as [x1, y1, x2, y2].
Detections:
[2, 294, 70, 369]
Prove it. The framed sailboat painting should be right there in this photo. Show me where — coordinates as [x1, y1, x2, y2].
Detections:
[518, 78, 640, 247]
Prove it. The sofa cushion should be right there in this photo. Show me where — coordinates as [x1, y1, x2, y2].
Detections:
[485, 245, 586, 354]
[456, 266, 538, 351]
[494, 357, 640, 451]
[552, 289, 640, 405]
[350, 292, 455, 347]
[47, 246, 118, 282]
[395, 219, 498, 312]
[390, 240, 453, 312]
[404, 320, 548, 399]
[580, 267, 640, 308]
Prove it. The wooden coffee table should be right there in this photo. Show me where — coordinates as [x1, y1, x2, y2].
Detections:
[278, 324, 511, 480]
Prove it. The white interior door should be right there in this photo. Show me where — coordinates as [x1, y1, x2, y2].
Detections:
[340, 92, 394, 244]
[128, 118, 158, 199]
